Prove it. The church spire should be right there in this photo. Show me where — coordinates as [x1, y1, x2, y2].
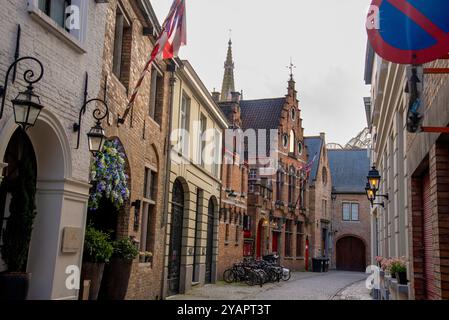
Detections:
[220, 36, 235, 101]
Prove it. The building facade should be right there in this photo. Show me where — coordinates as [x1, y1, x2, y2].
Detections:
[163, 60, 228, 297]
[95, 0, 171, 300]
[365, 45, 449, 299]
[241, 79, 309, 271]
[0, 0, 107, 299]
[213, 39, 248, 279]
[215, 97, 248, 280]
[328, 149, 371, 271]
[304, 134, 332, 265]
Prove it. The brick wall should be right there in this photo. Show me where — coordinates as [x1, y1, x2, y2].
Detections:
[411, 140, 449, 300]
[101, 0, 170, 300]
[308, 137, 333, 259]
[218, 100, 247, 278]
[331, 194, 371, 269]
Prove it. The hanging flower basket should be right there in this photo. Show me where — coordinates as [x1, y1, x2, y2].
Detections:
[88, 139, 130, 210]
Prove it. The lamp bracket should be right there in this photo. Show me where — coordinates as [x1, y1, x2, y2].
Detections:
[0, 55, 44, 121]
[73, 73, 109, 149]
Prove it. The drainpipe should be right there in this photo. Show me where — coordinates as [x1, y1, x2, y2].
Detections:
[160, 61, 177, 299]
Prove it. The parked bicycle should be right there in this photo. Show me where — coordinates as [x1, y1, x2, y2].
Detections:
[223, 255, 291, 287]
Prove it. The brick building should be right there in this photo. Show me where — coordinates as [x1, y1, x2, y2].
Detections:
[243, 78, 309, 271]
[94, 0, 171, 300]
[328, 149, 371, 271]
[163, 60, 228, 297]
[304, 134, 333, 265]
[365, 44, 449, 299]
[0, 0, 107, 299]
[213, 39, 248, 280]
[212, 39, 310, 271]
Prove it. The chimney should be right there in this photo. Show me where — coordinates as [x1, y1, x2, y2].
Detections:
[231, 91, 241, 103]
[211, 91, 220, 102]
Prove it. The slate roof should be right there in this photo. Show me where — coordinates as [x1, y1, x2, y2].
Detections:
[328, 149, 370, 194]
[304, 137, 323, 184]
[239, 98, 286, 130]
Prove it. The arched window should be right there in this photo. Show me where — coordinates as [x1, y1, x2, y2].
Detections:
[289, 130, 295, 153]
[283, 134, 289, 148]
[297, 141, 303, 155]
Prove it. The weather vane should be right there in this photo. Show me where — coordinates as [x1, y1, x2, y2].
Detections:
[287, 58, 296, 80]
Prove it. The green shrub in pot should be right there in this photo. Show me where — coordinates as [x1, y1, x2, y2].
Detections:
[83, 226, 113, 263]
[112, 238, 139, 261]
[99, 237, 138, 300]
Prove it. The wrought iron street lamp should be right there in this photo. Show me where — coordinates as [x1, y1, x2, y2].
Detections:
[365, 183, 375, 203]
[366, 167, 389, 207]
[367, 166, 381, 194]
[0, 56, 44, 130]
[73, 98, 109, 156]
[73, 74, 109, 156]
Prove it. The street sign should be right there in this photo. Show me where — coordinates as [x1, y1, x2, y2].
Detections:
[367, 0, 449, 64]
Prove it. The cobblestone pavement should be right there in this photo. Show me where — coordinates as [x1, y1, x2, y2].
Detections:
[168, 271, 372, 300]
[331, 279, 373, 300]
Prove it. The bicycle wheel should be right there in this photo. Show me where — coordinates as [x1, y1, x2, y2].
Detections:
[223, 269, 235, 283]
[245, 270, 257, 286]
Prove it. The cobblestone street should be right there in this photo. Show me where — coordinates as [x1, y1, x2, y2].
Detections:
[168, 271, 372, 300]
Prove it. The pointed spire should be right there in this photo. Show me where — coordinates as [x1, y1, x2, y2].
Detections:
[287, 58, 297, 99]
[220, 35, 236, 101]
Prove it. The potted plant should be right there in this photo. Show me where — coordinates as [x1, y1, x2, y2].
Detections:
[99, 237, 139, 300]
[0, 159, 37, 300]
[390, 257, 408, 285]
[144, 251, 153, 263]
[80, 226, 113, 300]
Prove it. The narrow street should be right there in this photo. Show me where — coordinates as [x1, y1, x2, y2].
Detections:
[169, 271, 371, 300]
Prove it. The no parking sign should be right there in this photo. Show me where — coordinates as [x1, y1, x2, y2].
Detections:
[367, 0, 449, 64]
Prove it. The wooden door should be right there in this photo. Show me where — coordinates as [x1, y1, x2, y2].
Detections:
[423, 173, 437, 299]
[272, 231, 279, 253]
[336, 236, 365, 272]
[167, 180, 184, 296]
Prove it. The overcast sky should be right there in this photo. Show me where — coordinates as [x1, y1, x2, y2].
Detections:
[151, 0, 372, 145]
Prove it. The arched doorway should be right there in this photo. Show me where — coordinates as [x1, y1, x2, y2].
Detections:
[167, 179, 185, 296]
[336, 236, 366, 272]
[205, 197, 216, 284]
[0, 129, 37, 273]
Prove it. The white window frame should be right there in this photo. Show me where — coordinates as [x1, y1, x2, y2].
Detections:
[28, 0, 88, 52]
[342, 202, 359, 221]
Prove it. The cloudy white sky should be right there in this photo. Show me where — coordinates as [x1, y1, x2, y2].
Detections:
[151, 0, 372, 145]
